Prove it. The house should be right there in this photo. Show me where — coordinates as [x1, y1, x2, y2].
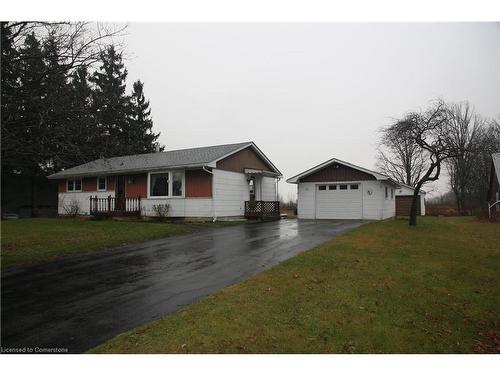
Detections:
[47, 141, 282, 220]
[395, 183, 426, 216]
[287, 158, 400, 220]
[487, 153, 500, 219]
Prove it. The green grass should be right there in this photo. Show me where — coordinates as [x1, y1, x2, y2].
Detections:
[91, 217, 500, 354]
[1, 218, 186, 269]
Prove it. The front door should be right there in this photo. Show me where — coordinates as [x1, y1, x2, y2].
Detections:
[116, 176, 126, 211]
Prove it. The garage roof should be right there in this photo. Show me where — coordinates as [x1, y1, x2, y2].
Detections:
[286, 157, 400, 187]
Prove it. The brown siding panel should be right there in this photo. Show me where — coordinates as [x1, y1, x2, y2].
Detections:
[107, 176, 115, 192]
[82, 177, 97, 192]
[58, 180, 66, 193]
[301, 163, 376, 182]
[186, 169, 213, 198]
[125, 174, 148, 198]
[396, 195, 421, 216]
[216, 147, 273, 173]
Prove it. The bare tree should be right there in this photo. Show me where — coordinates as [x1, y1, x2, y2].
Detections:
[444, 101, 485, 215]
[3, 22, 127, 81]
[376, 124, 427, 187]
[384, 99, 455, 226]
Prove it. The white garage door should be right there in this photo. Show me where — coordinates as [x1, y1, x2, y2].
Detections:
[315, 183, 362, 219]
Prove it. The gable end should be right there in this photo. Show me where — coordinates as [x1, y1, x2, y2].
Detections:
[216, 147, 273, 173]
[300, 163, 376, 182]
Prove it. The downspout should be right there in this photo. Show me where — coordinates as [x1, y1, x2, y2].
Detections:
[276, 176, 280, 202]
[203, 166, 217, 221]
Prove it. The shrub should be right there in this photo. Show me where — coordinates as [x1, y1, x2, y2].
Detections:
[152, 203, 170, 221]
[63, 199, 81, 217]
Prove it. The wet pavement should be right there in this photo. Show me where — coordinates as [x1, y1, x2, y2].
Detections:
[1, 219, 364, 353]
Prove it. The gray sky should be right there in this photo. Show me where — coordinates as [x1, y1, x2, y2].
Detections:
[122, 23, 500, 200]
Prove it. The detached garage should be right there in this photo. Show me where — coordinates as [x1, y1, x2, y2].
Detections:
[287, 158, 400, 220]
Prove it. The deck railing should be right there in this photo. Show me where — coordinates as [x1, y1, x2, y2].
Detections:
[90, 195, 141, 217]
[244, 200, 280, 220]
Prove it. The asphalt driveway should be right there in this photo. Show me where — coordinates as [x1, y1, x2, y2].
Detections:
[1, 219, 364, 353]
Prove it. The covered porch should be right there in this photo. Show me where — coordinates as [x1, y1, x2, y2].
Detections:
[244, 168, 281, 220]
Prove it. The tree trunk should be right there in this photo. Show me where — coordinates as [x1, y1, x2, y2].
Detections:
[409, 192, 419, 226]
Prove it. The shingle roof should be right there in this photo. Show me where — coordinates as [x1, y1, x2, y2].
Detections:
[47, 141, 265, 179]
[493, 153, 500, 184]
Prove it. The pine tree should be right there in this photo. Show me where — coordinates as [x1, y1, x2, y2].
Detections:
[90, 45, 131, 157]
[129, 80, 162, 153]
[15, 32, 47, 176]
[68, 66, 100, 164]
[41, 33, 74, 173]
[1, 22, 21, 174]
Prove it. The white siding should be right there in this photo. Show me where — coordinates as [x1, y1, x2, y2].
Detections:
[141, 198, 213, 217]
[361, 180, 385, 220]
[260, 176, 277, 201]
[381, 183, 396, 219]
[297, 182, 316, 219]
[213, 169, 249, 217]
[58, 191, 114, 215]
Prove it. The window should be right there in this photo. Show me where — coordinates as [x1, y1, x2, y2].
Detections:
[172, 171, 183, 197]
[318, 185, 326, 191]
[329, 185, 337, 190]
[350, 184, 359, 190]
[148, 171, 185, 198]
[150, 173, 169, 197]
[391, 188, 394, 199]
[97, 177, 107, 191]
[339, 184, 348, 190]
[67, 178, 82, 192]
[385, 187, 388, 199]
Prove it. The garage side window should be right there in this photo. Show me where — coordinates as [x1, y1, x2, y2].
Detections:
[339, 184, 348, 190]
[391, 188, 394, 199]
[318, 185, 326, 191]
[385, 187, 388, 199]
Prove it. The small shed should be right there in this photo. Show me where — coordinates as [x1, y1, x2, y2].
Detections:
[395, 184, 426, 216]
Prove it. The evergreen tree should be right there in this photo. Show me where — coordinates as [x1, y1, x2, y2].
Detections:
[41, 33, 74, 173]
[1, 22, 21, 174]
[14, 32, 47, 176]
[68, 66, 100, 163]
[129, 80, 162, 153]
[90, 45, 131, 157]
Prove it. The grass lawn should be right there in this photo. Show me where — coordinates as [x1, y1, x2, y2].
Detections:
[91, 217, 500, 354]
[1, 218, 186, 269]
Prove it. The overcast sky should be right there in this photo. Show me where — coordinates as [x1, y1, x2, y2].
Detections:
[122, 23, 500, 199]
